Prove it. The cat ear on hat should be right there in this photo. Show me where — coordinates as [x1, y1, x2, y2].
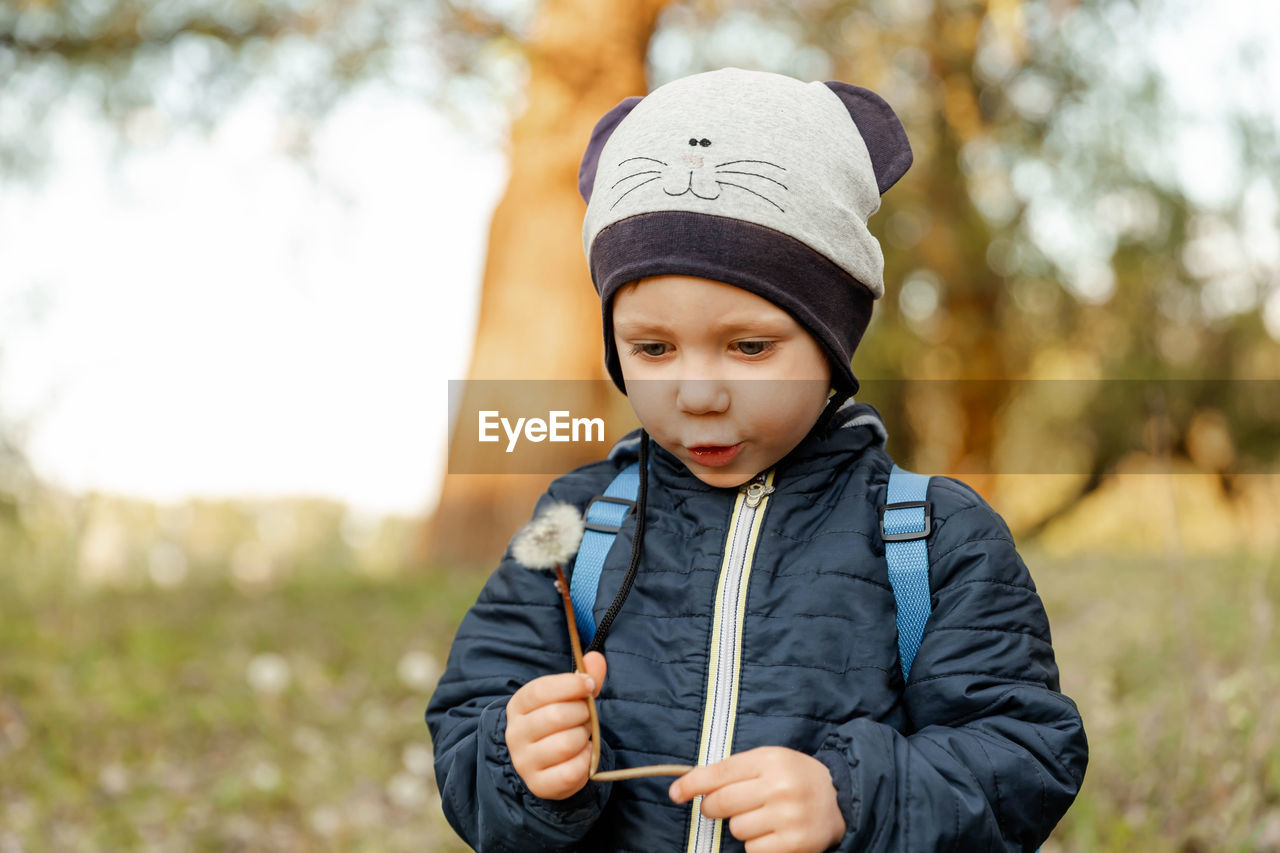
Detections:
[823, 82, 914, 194]
[578, 95, 644, 203]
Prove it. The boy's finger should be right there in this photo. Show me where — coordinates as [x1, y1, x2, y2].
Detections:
[524, 740, 591, 800]
[525, 699, 591, 742]
[525, 724, 590, 770]
[669, 755, 760, 803]
[582, 651, 607, 695]
[695, 777, 767, 820]
[511, 672, 595, 715]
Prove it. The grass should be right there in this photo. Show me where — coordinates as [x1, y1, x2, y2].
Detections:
[0, 566, 486, 852]
[2, 546, 1278, 851]
[1035, 548, 1280, 852]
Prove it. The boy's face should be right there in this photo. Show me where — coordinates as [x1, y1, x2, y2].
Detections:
[612, 275, 832, 488]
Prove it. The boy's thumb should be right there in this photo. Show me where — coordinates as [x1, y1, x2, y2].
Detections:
[583, 651, 607, 696]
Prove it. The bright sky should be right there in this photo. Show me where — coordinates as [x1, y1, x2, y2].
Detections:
[0, 2, 1276, 520]
[0, 83, 506, 518]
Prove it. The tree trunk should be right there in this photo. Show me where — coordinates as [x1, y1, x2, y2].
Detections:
[418, 0, 675, 570]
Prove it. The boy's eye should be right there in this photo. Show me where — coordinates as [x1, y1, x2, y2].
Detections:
[626, 341, 775, 358]
[629, 342, 669, 358]
[735, 340, 775, 356]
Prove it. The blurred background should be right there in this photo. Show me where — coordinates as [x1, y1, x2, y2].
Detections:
[2, 0, 1278, 849]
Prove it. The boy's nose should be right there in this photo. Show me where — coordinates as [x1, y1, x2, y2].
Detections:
[675, 378, 730, 415]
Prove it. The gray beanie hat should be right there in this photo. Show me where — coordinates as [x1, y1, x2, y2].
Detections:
[577, 67, 912, 396]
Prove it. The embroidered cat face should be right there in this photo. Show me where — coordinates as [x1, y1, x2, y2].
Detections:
[612, 140, 790, 213]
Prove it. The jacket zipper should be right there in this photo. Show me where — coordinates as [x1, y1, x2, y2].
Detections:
[685, 468, 777, 853]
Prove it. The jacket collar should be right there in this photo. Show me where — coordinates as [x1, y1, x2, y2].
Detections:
[606, 397, 889, 494]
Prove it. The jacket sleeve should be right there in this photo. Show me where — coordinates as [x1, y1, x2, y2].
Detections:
[425, 487, 616, 853]
[813, 476, 1088, 853]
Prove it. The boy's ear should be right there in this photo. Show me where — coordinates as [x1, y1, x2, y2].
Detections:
[822, 82, 913, 194]
[578, 96, 644, 204]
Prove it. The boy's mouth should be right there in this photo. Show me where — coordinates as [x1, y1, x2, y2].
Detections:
[687, 442, 744, 467]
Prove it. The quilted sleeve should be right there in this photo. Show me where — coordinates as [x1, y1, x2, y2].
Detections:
[425, 487, 617, 853]
[813, 477, 1088, 852]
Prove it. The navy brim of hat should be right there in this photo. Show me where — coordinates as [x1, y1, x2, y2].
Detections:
[592, 211, 873, 397]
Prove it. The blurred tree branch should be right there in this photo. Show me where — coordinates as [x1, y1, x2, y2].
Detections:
[0, 13, 299, 61]
[0, 0, 532, 182]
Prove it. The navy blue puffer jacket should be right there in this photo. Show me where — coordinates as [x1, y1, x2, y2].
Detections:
[426, 400, 1088, 852]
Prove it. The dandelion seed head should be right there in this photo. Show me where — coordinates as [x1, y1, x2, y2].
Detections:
[98, 763, 129, 796]
[402, 743, 434, 776]
[511, 503, 585, 569]
[250, 761, 281, 792]
[386, 771, 428, 808]
[397, 650, 440, 692]
[246, 653, 291, 695]
[309, 806, 342, 837]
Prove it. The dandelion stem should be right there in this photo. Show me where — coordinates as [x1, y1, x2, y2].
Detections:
[554, 564, 602, 776]
[590, 764, 694, 782]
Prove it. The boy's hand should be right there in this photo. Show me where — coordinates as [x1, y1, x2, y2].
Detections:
[669, 746, 846, 853]
[504, 651, 607, 801]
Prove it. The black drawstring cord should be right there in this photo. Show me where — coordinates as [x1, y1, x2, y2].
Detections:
[814, 387, 853, 434]
[585, 429, 650, 655]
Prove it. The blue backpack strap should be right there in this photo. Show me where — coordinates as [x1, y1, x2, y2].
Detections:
[880, 464, 934, 681]
[569, 461, 642, 643]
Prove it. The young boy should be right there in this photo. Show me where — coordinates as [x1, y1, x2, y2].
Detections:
[426, 67, 1088, 852]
